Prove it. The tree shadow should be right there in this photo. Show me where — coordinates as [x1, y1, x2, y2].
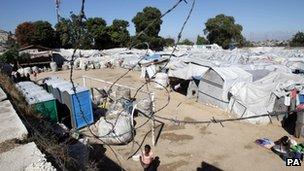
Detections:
[89, 143, 125, 171]
[197, 161, 223, 171]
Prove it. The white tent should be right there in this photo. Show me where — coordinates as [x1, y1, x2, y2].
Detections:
[198, 67, 253, 109]
[228, 71, 304, 124]
[168, 63, 209, 80]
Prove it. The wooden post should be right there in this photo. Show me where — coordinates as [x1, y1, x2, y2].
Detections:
[151, 92, 155, 146]
[151, 119, 155, 146]
[82, 76, 86, 87]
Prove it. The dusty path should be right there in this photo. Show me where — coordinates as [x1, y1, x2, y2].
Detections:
[37, 68, 304, 171]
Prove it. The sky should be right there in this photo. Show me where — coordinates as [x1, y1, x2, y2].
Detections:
[0, 0, 303, 41]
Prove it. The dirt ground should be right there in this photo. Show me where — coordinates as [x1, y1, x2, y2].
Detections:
[36, 68, 304, 171]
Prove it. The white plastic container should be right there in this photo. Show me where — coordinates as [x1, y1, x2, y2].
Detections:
[17, 68, 24, 75]
[154, 73, 169, 89]
[23, 67, 32, 75]
[32, 66, 39, 73]
[50, 62, 58, 72]
[79, 59, 88, 70]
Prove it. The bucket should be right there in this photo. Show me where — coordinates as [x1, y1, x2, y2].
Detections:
[154, 73, 169, 89]
[79, 60, 87, 70]
[50, 62, 58, 72]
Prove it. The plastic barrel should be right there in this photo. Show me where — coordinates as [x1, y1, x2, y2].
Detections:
[154, 73, 169, 89]
[50, 62, 58, 72]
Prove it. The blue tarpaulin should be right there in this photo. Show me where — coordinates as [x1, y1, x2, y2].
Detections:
[144, 54, 161, 61]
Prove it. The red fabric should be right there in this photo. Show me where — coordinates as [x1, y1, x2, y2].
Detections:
[296, 104, 304, 111]
[291, 89, 297, 99]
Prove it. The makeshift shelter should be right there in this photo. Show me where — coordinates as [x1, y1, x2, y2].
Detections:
[168, 62, 209, 80]
[228, 71, 304, 124]
[198, 67, 253, 109]
[245, 69, 270, 81]
[167, 62, 209, 96]
[19, 45, 53, 66]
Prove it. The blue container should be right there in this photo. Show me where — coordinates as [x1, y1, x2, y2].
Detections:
[62, 87, 94, 129]
[299, 95, 304, 104]
[43, 77, 94, 129]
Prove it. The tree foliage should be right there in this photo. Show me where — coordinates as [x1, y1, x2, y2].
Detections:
[86, 17, 107, 33]
[32, 21, 58, 47]
[0, 47, 30, 64]
[132, 7, 162, 37]
[55, 14, 93, 49]
[1, 32, 29, 64]
[196, 35, 207, 45]
[108, 19, 130, 47]
[15, 22, 35, 47]
[0, 47, 18, 63]
[164, 38, 175, 47]
[55, 16, 131, 50]
[178, 39, 194, 45]
[131, 35, 165, 51]
[290, 32, 304, 47]
[85, 17, 107, 49]
[55, 18, 73, 48]
[204, 14, 244, 49]
[132, 7, 165, 50]
[16, 21, 57, 48]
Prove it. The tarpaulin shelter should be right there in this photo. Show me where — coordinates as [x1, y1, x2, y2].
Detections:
[168, 62, 209, 80]
[228, 71, 304, 124]
[198, 67, 253, 109]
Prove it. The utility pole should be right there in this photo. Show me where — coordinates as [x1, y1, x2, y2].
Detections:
[55, 0, 61, 23]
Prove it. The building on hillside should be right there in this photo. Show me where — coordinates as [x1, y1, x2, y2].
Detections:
[0, 29, 9, 52]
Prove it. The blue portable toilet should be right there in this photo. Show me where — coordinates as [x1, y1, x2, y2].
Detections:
[43, 77, 64, 94]
[52, 81, 71, 103]
[61, 85, 94, 129]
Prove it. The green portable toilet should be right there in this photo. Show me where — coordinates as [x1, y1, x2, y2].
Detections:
[16, 82, 58, 123]
[30, 94, 58, 123]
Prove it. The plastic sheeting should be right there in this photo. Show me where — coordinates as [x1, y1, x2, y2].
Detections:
[168, 63, 209, 80]
[198, 67, 253, 109]
[211, 67, 253, 101]
[229, 71, 304, 124]
[15, 81, 54, 105]
[95, 111, 133, 144]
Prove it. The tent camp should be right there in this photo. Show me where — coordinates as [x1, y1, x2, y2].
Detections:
[228, 71, 304, 124]
[168, 62, 209, 80]
[197, 67, 253, 109]
[167, 62, 209, 97]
